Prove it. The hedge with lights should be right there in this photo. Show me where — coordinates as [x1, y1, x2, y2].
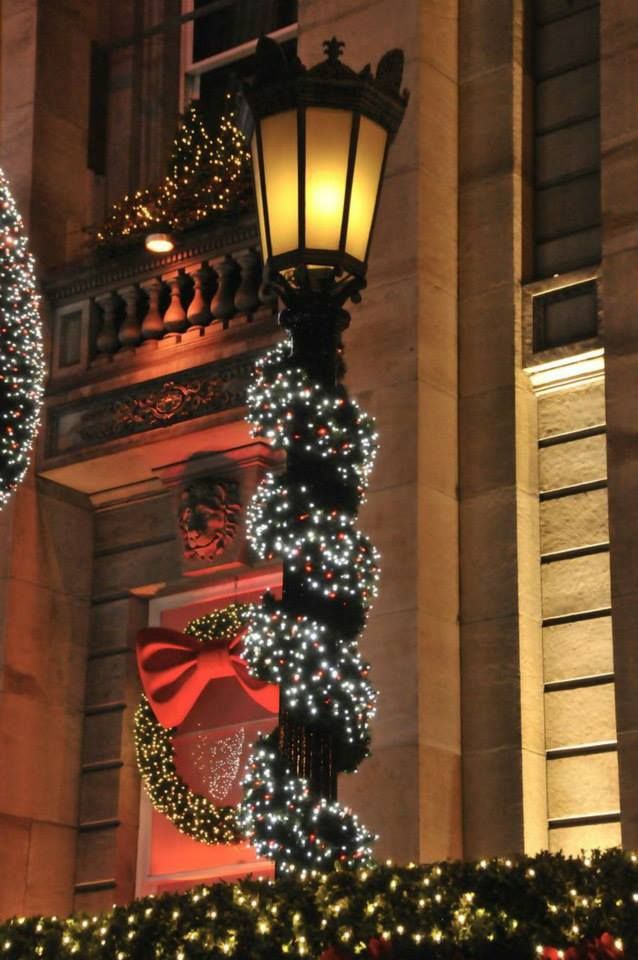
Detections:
[2, 851, 637, 959]
[0, 167, 44, 509]
[240, 340, 379, 871]
[96, 98, 251, 249]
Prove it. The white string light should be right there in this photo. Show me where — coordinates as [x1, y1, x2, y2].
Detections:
[240, 339, 378, 870]
[0, 168, 44, 509]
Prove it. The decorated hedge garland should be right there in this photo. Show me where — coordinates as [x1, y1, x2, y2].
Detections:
[240, 340, 379, 871]
[134, 604, 255, 845]
[1, 851, 636, 959]
[0, 168, 45, 509]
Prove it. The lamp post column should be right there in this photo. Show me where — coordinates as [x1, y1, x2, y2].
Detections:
[240, 34, 408, 872]
[276, 302, 350, 804]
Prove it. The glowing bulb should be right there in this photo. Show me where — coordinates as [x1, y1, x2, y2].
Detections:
[145, 232, 175, 254]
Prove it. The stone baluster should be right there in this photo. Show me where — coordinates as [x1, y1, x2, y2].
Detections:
[118, 284, 142, 347]
[95, 292, 119, 355]
[140, 277, 165, 340]
[163, 272, 188, 333]
[234, 248, 261, 315]
[210, 254, 238, 323]
[186, 264, 212, 327]
[258, 267, 278, 310]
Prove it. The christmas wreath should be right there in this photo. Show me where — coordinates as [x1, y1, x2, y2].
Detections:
[134, 602, 276, 845]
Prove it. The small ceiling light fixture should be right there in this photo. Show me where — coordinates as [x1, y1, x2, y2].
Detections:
[145, 232, 175, 254]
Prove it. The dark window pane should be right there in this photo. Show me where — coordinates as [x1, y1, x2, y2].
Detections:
[533, 281, 599, 351]
[193, 0, 297, 64]
[197, 38, 297, 131]
[193, 0, 235, 62]
[532, 1, 601, 278]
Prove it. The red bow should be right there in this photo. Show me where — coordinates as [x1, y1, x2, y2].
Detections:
[136, 625, 278, 728]
[542, 935, 623, 960]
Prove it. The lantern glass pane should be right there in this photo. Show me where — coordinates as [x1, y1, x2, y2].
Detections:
[305, 107, 352, 252]
[251, 132, 269, 260]
[345, 116, 387, 262]
[260, 110, 299, 256]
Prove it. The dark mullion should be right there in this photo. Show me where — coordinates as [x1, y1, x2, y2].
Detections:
[547, 740, 616, 760]
[74, 880, 116, 893]
[544, 672, 614, 693]
[540, 478, 607, 501]
[540, 541, 609, 564]
[534, 54, 600, 85]
[255, 122, 273, 260]
[538, 424, 606, 448]
[78, 819, 121, 833]
[535, 218, 601, 247]
[542, 607, 611, 628]
[536, 108, 600, 139]
[548, 811, 620, 830]
[297, 106, 306, 253]
[84, 701, 127, 717]
[339, 113, 360, 255]
[534, 0, 598, 29]
[363, 135, 391, 267]
[535, 163, 601, 192]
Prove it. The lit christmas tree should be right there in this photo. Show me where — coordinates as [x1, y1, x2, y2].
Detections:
[0, 168, 44, 509]
[97, 98, 251, 247]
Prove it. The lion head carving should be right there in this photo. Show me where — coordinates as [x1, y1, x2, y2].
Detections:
[178, 478, 241, 561]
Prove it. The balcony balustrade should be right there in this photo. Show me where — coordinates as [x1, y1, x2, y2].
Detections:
[45, 218, 275, 384]
[40, 217, 281, 480]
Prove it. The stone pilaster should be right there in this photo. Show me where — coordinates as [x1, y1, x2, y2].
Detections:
[601, 1, 638, 851]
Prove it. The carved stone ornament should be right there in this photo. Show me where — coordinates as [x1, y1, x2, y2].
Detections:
[178, 478, 241, 561]
[62, 351, 258, 451]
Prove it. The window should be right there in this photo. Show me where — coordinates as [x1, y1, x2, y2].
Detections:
[136, 575, 281, 896]
[532, 279, 599, 352]
[532, 0, 601, 278]
[181, 0, 298, 129]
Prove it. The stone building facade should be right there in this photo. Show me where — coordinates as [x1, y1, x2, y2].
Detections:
[1, 0, 637, 923]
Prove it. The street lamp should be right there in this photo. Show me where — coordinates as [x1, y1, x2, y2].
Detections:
[244, 35, 408, 307]
[240, 36, 408, 872]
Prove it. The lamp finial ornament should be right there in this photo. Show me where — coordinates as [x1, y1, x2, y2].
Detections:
[323, 37, 345, 63]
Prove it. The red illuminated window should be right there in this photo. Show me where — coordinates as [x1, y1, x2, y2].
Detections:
[136, 573, 280, 895]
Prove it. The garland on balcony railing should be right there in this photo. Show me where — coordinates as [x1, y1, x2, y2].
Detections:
[95, 98, 252, 250]
[1, 851, 636, 959]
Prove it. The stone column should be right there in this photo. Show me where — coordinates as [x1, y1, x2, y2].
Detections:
[0, 475, 93, 918]
[600, 2, 638, 851]
[458, 0, 545, 857]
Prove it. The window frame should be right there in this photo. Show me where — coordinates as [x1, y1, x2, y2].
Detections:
[179, 0, 298, 111]
[135, 571, 281, 897]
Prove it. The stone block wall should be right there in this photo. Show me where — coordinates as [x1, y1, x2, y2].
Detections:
[0, 475, 92, 918]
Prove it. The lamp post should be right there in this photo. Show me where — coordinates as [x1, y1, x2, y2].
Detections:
[240, 36, 408, 872]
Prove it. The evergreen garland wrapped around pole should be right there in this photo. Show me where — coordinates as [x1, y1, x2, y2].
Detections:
[240, 300, 379, 872]
[0, 168, 44, 509]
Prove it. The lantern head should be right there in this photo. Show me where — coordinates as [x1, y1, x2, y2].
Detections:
[242, 36, 409, 305]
